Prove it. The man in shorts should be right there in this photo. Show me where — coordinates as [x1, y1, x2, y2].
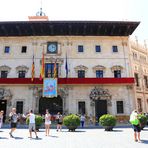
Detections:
[9, 108, 18, 138]
[26, 110, 38, 139]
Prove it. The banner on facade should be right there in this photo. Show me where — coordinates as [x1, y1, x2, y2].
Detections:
[43, 78, 57, 97]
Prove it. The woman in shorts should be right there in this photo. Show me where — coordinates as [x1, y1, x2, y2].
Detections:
[45, 109, 51, 136]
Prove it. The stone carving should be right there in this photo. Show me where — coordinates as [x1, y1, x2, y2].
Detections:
[16, 65, 29, 73]
[74, 65, 88, 72]
[0, 88, 12, 100]
[111, 65, 123, 72]
[58, 87, 69, 99]
[0, 65, 11, 73]
[89, 87, 112, 106]
[92, 65, 106, 72]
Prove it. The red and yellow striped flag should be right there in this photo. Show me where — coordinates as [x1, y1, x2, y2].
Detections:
[53, 60, 57, 78]
[31, 55, 35, 81]
[39, 51, 44, 80]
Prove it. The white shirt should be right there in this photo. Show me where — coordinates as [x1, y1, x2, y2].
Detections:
[29, 113, 35, 124]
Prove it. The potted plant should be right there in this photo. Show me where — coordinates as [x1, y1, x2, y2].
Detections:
[63, 114, 80, 131]
[138, 114, 147, 130]
[99, 114, 117, 131]
[26, 115, 43, 131]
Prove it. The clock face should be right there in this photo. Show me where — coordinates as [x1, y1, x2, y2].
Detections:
[47, 42, 57, 53]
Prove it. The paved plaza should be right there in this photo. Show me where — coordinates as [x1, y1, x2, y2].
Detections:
[0, 126, 148, 148]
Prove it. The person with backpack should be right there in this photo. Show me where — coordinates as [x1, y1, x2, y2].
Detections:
[130, 110, 141, 142]
[9, 108, 18, 138]
[56, 112, 63, 132]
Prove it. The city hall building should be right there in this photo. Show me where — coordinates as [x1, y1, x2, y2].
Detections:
[0, 14, 141, 121]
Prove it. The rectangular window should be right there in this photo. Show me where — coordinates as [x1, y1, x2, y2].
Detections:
[1, 71, 8, 78]
[95, 45, 101, 52]
[114, 70, 121, 78]
[21, 46, 27, 53]
[45, 63, 59, 78]
[78, 70, 85, 78]
[96, 70, 103, 78]
[144, 76, 148, 88]
[137, 98, 142, 113]
[16, 101, 23, 114]
[78, 45, 84, 52]
[4, 46, 10, 53]
[18, 71, 26, 78]
[116, 101, 124, 114]
[134, 73, 139, 87]
[112, 46, 118, 52]
[78, 101, 85, 114]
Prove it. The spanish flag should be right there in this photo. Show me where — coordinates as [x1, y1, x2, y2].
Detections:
[53, 60, 57, 78]
[39, 51, 44, 80]
[31, 55, 35, 81]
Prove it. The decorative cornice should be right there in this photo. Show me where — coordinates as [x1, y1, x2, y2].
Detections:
[111, 65, 123, 72]
[74, 65, 88, 72]
[16, 65, 29, 73]
[0, 65, 11, 72]
[93, 65, 106, 72]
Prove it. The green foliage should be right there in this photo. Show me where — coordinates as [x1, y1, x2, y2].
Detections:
[26, 115, 43, 126]
[99, 114, 117, 127]
[138, 114, 147, 126]
[63, 114, 80, 127]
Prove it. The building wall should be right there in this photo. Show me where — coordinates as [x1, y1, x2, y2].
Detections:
[130, 40, 148, 113]
[0, 36, 135, 119]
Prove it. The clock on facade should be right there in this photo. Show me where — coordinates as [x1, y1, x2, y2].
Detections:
[47, 42, 58, 53]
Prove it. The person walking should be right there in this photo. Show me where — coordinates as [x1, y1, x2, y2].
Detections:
[56, 112, 63, 132]
[0, 110, 4, 129]
[26, 110, 38, 139]
[80, 114, 85, 128]
[45, 109, 51, 136]
[130, 110, 141, 142]
[9, 108, 18, 138]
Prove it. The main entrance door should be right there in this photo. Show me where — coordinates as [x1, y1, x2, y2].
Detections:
[39, 95, 63, 115]
[95, 100, 107, 120]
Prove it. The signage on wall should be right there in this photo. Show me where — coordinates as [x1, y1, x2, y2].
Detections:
[43, 78, 57, 97]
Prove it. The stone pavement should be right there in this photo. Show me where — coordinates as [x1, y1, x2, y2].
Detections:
[0, 127, 148, 148]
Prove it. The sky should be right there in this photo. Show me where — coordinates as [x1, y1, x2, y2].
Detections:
[0, 0, 147, 44]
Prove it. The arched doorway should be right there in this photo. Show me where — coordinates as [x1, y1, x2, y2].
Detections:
[90, 87, 112, 120]
[39, 95, 63, 115]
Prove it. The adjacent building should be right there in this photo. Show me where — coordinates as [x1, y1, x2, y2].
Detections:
[130, 40, 148, 113]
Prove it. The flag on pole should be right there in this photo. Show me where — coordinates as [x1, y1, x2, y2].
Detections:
[39, 51, 45, 80]
[31, 55, 35, 81]
[65, 53, 68, 78]
[53, 60, 57, 79]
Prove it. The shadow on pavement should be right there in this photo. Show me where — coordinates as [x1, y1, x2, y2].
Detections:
[0, 137, 9, 139]
[112, 129, 123, 132]
[141, 140, 148, 144]
[49, 135, 58, 138]
[31, 137, 42, 140]
[142, 129, 148, 131]
[14, 137, 24, 140]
